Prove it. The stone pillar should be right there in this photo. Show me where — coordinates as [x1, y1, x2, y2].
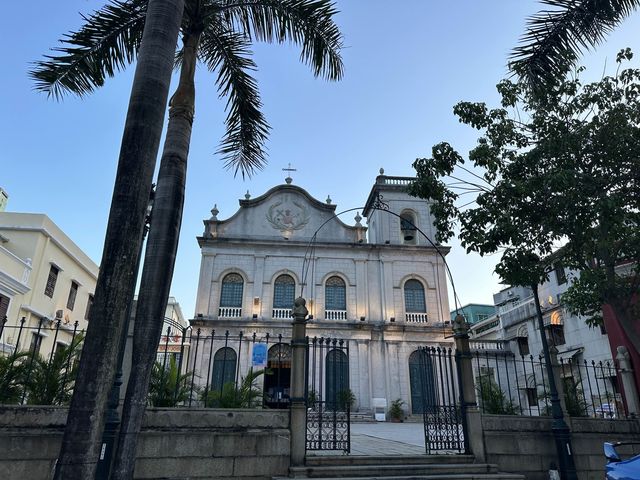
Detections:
[616, 346, 639, 417]
[452, 314, 485, 462]
[290, 297, 309, 467]
[549, 346, 568, 414]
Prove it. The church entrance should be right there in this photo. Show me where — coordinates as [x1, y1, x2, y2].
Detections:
[409, 349, 437, 414]
[264, 343, 291, 409]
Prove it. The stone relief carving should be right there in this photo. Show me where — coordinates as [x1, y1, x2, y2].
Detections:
[266, 201, 310, 232]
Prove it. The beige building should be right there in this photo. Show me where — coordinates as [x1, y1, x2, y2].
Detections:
[0, 213, 98, 357]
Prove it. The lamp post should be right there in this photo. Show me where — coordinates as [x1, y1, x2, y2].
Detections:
[531, 283, 577, 480]
[95, 186, 154, 480]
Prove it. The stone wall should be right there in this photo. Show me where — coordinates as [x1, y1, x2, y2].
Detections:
[0, 406, 290, 480]
[482, 414, 640, 480]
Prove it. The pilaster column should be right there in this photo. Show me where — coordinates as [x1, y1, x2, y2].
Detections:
[617, 346, 639, 416]
[452, 314, 485, 461]
[290, 297, 309, 466]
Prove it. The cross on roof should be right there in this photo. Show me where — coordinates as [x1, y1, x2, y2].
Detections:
[283, 163, 296, 183]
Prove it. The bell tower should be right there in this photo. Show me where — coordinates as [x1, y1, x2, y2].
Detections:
[362, 168, 437, 246]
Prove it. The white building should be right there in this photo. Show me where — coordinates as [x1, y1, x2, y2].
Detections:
[189, 171, 453, 415]
[470, 265, 618, 416]
[0, 213, 98, 356]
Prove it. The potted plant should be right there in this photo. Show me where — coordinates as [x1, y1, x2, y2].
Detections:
[388, 398, 405, 422]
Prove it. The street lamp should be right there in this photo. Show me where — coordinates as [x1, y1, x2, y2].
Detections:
[531, 283, 577, 480]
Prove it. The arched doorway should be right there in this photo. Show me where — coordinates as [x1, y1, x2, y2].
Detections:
[264, 343, 291, 408]
[326, 348, 349, 410]
[408, 349, 437, 414]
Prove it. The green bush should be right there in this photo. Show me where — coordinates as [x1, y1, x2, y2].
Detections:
[202, 368, 264, 408]
[476, 375, 519, 415]
[148, 356, 193, 407]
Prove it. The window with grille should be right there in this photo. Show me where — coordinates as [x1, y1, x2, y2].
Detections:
[30, 333, 42, 355]
[548, 325, 566, 346]
[44, 265, 59, 298]
[0, 293, 9, 321]
[404, 279, 426, 312]
[554, 262, 567, 285]
[220, 273, 244, 307]
[517, 337, 530, 356]
[85, 294, 94, 321]
[67, 281, 78, 310]
[273, 274, 295, 309]
[325, 276, 346, 311]
[526, 388, 537, 407]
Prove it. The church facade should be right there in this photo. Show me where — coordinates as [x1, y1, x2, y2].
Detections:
[190, 171, 453, 415]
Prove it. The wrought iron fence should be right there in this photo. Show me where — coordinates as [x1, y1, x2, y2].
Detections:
[471, 347, 627, 418]
[305, 336, 351, 453]
[0, 316, 84, 406]
[419, 346, 466, 454]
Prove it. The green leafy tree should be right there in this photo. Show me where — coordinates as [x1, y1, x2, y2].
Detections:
[33, 1, 184, 477]
[511, 0, 640, 89]
[202, 368, 264, 408]
[410, 53, 640, 352]
[33, 2, 343, 477]
[25, 334, 84, 406]
[0, 351, 30, 404]
[147, 356, 193, 407]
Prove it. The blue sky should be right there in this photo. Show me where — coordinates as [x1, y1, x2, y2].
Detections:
[2, 1, 639, 317]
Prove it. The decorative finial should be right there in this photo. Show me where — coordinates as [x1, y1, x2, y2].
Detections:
[210, 204, 219, 220]
[326, 195, 332, 204]
[379, 167, 385, 175]
[283, 163, 296, 184]
[354, 211, 362, 226]
[245, 190, 251, 199]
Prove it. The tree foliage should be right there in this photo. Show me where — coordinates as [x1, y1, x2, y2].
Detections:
[410, 51, 640, 350]
[510, 0, 640, 90]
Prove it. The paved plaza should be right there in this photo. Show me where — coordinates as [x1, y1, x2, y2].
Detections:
[308, 422, 427, 456]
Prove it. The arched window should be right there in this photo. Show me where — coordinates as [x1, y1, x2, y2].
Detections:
[220, 273, 243, 307]
[326, 348, 349, 410]
[404, 279, 426, 312]
[400, 210, 417, 244]
[211, 347, 237, 393]
[273, 274, 295, 309]
[325, 276, 346, 314]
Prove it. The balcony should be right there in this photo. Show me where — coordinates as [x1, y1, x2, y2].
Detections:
[272, 308, 292, 319]
[325, 309, 347, 320]
[218, 307, 242, 318]
[405, 312, 428, 323]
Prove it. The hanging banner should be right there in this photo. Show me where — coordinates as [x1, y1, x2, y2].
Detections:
[252, 343, 268, 368]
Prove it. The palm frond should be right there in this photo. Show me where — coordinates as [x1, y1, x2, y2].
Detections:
[511, 0, 640, 89]
[214, 0, 344, 80]
[200, 21, 270, 178]
[30, 0, 148, 99]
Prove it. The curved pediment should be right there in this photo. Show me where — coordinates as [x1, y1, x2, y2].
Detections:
[203, 184, 365, 244]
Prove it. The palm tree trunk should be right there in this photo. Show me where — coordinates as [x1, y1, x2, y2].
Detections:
[110, 30, 200, 480]
[53, 1, 183, 479]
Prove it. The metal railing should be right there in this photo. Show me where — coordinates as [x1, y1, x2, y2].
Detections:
[0, 317, 83, 406]
[471, 348, 627, 418]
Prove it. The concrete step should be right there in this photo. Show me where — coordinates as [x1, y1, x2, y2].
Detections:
[288, 463, 502, 478]
[305, 456, 475, 467]
[276, 475, 524, 480]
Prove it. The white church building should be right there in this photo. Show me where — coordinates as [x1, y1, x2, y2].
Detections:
[189, 170, 453, 415]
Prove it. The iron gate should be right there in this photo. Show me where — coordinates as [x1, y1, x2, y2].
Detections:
[305, 337, 350, 453]
[419, 346, 467, 454]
